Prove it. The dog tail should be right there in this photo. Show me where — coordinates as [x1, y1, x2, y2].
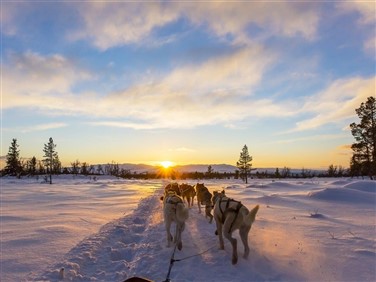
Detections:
[244, 205, 259, 226]
[176, 203, 189, 222]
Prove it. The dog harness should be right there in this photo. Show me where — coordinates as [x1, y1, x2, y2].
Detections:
[218, 197, 243, 232]
[166, 194, 183, 206]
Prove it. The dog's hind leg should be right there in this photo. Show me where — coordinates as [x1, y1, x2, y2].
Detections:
[240, 225, 251, 259]
[165, 220, 173, 248]
[214, 217, 225, 250]
[223, 218, 238, 264]
[175, 222, 184, 250]
[224, 230, 238, 265]
[197, 196, 202, 213]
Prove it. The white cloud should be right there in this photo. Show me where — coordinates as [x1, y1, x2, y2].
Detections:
[337, 2, 375, 25]
[337, 2, 376, 56]
[274, 133, 348, 144]
[2, 51, 93, 111]
[68, 2, 179, 50]
[3, 123, 68, 133]
[3, 48, 297, 130]
[68, 1, 320, 50]
[291, 76, 375, 132]
[181, 2, 319, 43]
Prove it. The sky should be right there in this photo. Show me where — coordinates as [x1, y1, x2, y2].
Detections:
[1, 1, 375, 170]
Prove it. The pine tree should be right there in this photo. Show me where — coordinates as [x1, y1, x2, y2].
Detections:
[4, 138, 22, 177]
[43, 137, 60, 184]
[27, 156, 37, 176]
[350, 96, 376, 179]
[236, 144, 253, 184]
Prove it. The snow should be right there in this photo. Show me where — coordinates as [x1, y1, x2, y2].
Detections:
[1, 176, 375, 282]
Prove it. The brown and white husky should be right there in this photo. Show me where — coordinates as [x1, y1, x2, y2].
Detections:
[212, 190, 259, 264]
[162, 191, 189, 250]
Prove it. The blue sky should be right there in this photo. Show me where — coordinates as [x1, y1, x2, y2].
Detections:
[1, 1, 375, 169]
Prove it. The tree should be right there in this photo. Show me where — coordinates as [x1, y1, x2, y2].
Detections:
[4, 138, 22, 177]
[71, 160, 81, 175]
[81, 162, 89, 175]
[236, 144, 253, 184]
[206, 165, 213, 178]
[281, 167, 291, 178]
[42, 137, 60, 184]
[350, 96, 376, 179]
[26, 156, 37, 176]
[275, 168, 281, 178]
[327, 164, 337, 177]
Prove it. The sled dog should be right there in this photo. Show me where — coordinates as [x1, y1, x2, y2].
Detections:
[179, 183, 196, 208]
[195, 183, 213, 223]
[162, 191, 189, 250]
[212, 190, 259, 264]
[164, 182, 181, 196]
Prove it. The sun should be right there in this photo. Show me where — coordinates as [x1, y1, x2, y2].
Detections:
[160, 161, 173, 168]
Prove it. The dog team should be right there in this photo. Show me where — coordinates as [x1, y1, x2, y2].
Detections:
[161, 182, 259, 265]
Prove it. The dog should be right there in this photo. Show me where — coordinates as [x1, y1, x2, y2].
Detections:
[162, 190, 189, 250]
[195, 183, 213, 223]
[179, 183, 196, 207]
[212, 190, 259, 264]
[164, 182, 181, 196]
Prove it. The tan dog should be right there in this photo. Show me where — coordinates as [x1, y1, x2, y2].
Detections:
[212, 190, 259, 264]
[162, 191, 189, 250]
[164, 183, 181, 196]
[194, 183, 213, 223]
[179, 183, 196, 207]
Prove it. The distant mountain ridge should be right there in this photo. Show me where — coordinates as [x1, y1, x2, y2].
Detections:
[101, 163, 323, 174]
[110, 163, 237, 173]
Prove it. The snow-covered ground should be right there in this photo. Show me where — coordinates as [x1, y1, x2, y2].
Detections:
[1, 176, 375, 281]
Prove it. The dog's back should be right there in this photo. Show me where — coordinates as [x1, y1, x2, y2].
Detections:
[195, 183, 212, 204]
[165, 183, 181, 196]
[163, 192, 189, 250]
[163, 192, 188, 222]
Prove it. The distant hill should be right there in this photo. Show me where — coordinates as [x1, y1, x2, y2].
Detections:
[95, 163, 324, 175]
[174, 164, 237, 173]
[114, 163, 237, 173]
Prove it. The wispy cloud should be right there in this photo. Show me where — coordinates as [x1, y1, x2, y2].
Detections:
[66, 1, 320, 50]
[274, 133, 348, 144]
[288, 77, 375, 132]
[3, 47, 297, 130]
[337, 1, 376, 56]
[3, 123, 68, 133]
[2, 51, 93, 111]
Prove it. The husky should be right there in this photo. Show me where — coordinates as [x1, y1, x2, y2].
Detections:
[195, 183, 213, 223]
[212, 190, 259, 264]
[179, 183, 196, 207]
[162, 191, 189, 250]
[164, 182, 181, 196]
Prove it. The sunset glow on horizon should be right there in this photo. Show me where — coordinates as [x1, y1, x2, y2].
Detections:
[160, 161, 174, 169]
[1, 2, 375, 170]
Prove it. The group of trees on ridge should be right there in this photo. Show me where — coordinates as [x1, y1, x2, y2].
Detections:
[2, 97, 375, 182]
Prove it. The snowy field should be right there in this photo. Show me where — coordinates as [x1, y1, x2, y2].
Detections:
[1, 175, 375, 282]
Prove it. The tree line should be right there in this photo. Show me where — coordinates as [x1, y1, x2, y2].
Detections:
[2, 97, 375, 182]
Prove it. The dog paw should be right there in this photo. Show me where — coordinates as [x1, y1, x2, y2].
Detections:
[177, 242, 182, 251]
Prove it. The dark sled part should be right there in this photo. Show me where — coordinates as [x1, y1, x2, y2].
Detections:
[124, 277, 153, 282]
